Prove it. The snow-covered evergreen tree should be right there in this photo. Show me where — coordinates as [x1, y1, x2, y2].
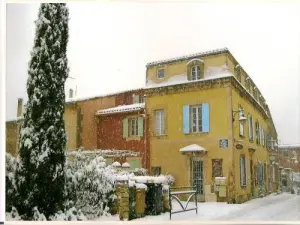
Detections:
[14, 3, 69, 219]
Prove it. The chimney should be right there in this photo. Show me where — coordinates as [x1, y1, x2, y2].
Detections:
[69, 89, 74, 98]
[17, 98, 23, 117]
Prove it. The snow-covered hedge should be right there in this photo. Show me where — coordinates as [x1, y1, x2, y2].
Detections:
[165, 174, 175, 186]
[132, 168, 148, 176]
[6, 152, 116, 220]
[5, 153, 17, 212]
[6, 151, 164, 220]
[65, 152, 116, 219]
[6, 205, 87, 221]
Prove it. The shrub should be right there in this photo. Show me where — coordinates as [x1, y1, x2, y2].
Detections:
[6, 151, 116, 220]
[132, 168, 148, 176]
[5, 153, 17, 212]
[6, 206, 21, 221]
[65, 152, 116, 219]
[165, 174, 175, 186]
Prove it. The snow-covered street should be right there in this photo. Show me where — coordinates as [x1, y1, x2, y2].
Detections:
[97, 193, 300, 221]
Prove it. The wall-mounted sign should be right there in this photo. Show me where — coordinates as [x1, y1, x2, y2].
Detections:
[236, 143, 243, 149]
[219, 139, 228, 148]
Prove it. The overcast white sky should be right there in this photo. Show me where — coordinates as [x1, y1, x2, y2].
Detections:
[6, 2, 300, 145]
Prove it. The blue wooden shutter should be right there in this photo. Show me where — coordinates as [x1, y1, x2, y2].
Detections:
[202, 103, 210, 133]
[183, 105, 190, 134]
[123, 118, 128, 138]
[138, 118, 143, 137]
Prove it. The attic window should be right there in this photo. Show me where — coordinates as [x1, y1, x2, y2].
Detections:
[235, 65, 241, 82]
[157, 68, 164, 79]
[191, 65, 201, 80]
[253, 89, 258, 100]
[245, 80, 250, 91]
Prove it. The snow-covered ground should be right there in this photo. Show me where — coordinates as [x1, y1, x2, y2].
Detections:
[97, 192, 300, 221]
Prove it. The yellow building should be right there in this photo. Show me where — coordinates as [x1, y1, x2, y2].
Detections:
[144, 48, 278, 203]
[6, 99, 82, 155]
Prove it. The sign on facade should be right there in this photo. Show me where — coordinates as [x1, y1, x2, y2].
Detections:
[219, 139, 228, 148]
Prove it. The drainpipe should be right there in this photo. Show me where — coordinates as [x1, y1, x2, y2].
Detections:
[143, 94, 148, 170]
[228, 86, 235, 203]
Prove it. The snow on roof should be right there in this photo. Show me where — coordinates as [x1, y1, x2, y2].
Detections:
[95, 103, 145, 115]
[146, 47, 229, 67]
[279, 144, 300, 148]
[67, 149, 140, 157]
[179, 144, 208, 153]
[6, 116, 24, 123]
[66, 87, 144, 104]
[145, 72, 233, 89]
[135, 183, 148, 190]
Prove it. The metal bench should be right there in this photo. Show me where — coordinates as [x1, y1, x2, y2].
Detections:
[169, 186, 198, 220]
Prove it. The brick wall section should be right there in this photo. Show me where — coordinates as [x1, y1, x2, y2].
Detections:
[77, 96, 115, 150]
[279, 146, 300, 172]
[97, 111, 150, 169]
[96, 90, 150, 169]
[115, 90, 144, 106]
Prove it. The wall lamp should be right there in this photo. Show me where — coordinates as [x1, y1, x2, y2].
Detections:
[232, 108, 247, 123]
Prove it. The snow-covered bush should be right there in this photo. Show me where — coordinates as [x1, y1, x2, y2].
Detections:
[6, 153, 17, 211]
[165, 174, 175, 186]
[32, 207, 47, 221]
[133, 168, 148, 176]
[49, 206, 87, 221]
[65, 152, 116, 219]
[6, 206, 21, 221]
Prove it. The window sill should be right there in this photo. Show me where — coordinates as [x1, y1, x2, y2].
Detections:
[126, 136, 141, 141]
[186, 132, 209, 136]
[154, 134, 168, 138]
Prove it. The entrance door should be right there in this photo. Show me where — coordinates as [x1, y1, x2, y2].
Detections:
[191, 159, 204, 201]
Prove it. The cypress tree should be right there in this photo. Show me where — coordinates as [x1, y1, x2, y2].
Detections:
[15, 3, 69, 219]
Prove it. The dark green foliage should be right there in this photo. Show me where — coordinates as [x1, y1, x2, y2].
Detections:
[14, 3, 69, 219]
[145, 184, 163, 216]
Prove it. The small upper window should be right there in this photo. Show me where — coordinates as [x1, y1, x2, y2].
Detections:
[253, 89, 258, 100]
[245, 80, 250, 91]
[157, 68, 164, 79]
[191, 65, 201, 80]
[235, 65, 241, 82]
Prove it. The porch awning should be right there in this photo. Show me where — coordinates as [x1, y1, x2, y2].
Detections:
[179, 144, 207, 153]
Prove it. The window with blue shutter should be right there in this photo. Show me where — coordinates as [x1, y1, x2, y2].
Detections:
[202, 103, 210, 133]
[184, 103, 210, 134]
[183, 105, 190, 134]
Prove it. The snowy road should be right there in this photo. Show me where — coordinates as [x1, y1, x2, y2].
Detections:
[97, 193, 300, 221]
[215, 193, 300, 221]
